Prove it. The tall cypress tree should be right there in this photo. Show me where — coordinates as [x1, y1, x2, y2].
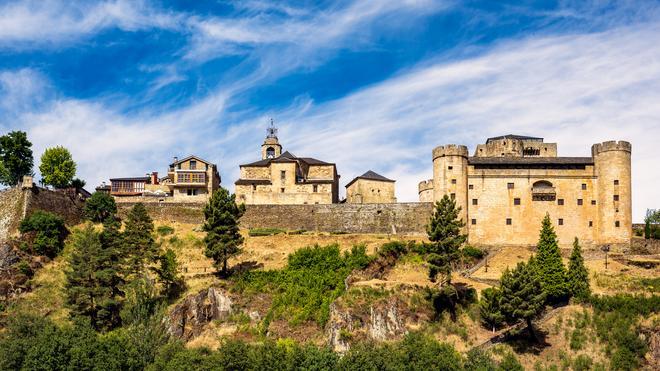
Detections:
[426, 194, 467, 284]
[123, 203, 157, 278]
[203, 187, 245, 276]
[65, 224, 123, 331]
[566, 237, 590, 301]
[533, 214, 569, 303]
[499, 261, 545, 340]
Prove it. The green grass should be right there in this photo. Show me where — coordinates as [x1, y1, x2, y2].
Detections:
[248, 228, 286, 237]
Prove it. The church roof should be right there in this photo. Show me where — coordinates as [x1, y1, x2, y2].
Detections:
[239, 151, 334, 167]
[486, 134, 543, 143]
[345, 170, 395, 188]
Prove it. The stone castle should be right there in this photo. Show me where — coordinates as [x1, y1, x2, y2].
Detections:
[419, 135, 632, 248]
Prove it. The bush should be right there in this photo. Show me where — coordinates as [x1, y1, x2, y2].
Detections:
[377, 241, 409, 258]
[425, 283, 477, 320]
[461, 245, 485, 260]
[19, 210, 68, 258]
[572, 354, 593, 371]
[464, 348, 497, 370]
[15, 260, 33, 278]
[248, 227, 286, 236]
[156, 225, 175, 236]
[84, 192, 117, 222]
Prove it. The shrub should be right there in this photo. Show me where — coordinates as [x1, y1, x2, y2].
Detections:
[377, 241, 409, 258]
[15, 260, 33, 278]
[248, 228, 286, 236]
[464, 348, 497, 371]
[19, 210, 68, 258]
[461, 245, 485, 260]
[572, 354, 593, 371]
[498, 351, 524, 371]
[83, 192, 117, 223]
[156, 225, 175, 236]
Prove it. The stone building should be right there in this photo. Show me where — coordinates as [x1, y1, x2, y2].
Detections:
[345, 170, 396, 204]
[419, 135, 632, 248]
[234, 124, 340, 205]
[106, 155, 220, 203]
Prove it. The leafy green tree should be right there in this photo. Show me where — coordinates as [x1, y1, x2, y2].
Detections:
[533, 214, 569, 303]
[644, 209, 660, 239]
[84, 191, 117, 222]
[123, 203, 157, 277]
[202, 187, 245, 276]
[499, 261, 546, 340]
[567, 237, 590, 301]
[65, 224, 124, 331]
[70, 177, 86, 190]
[464, 348, 497, 371]
[426, 194, 467, 284]
[480, 287, 505, 333]
[39, 146, 76, 188]
[19, 210, 68, 258]
[498, 351, 524, 371]
[0, 130, 33, 186]
[153, 248, 184, 299]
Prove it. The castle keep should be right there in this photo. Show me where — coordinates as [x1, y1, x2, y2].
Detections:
[419, 135, 632, 247]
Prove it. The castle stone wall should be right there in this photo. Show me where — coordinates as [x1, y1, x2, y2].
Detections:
[117, 202, 434, 235]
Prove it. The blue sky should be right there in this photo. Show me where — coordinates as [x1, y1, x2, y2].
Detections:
[0, 0, 659, 221]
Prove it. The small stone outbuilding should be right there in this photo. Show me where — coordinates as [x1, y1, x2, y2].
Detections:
[345, 170, 396, 204]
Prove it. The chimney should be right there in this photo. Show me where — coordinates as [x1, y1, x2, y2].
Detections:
[151, 172, 159, 185]
[173, 156, 178, 164]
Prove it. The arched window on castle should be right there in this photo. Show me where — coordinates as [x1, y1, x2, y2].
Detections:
[532, 180, 556, 201]
[266, 147, 276, 158]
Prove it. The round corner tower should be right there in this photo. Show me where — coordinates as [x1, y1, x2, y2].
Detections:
[432, 144, 469, 225]
[592, 140, 632, 246]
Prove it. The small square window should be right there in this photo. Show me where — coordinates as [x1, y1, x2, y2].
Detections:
[507, 183, 514, 189]
[506, 218, 512, 225]
[280, 170, 286, 180]
[558, 218, 564, 226]
[581, 183, 587, 190]
[558, 199, 564, 205]
[577, 199, 583, 206]
[472, 199, 478, 205]
[448, 166, 453, 170]
[615, 221, 620, 227]
[280, 188, 285, 193]
[450, 193, 455, 200]
[252, 184, 257, 191]
[591, 200, 596, 205]
[451, 179, 457, 184]
[471, 219, 476, 225]
[613, 195, 619, 201]
[514, 198, 521, 205]
[313, 185, 318, 193]
[589, 221, 593, 227]
[468, 184, 474, 190]
[614, 179, 619, 185]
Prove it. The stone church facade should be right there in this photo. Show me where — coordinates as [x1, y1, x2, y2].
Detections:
[234, 124, 340, 205]
[419, 135, 632, 248]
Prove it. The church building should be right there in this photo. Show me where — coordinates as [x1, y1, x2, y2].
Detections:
[234, 123, 340, 205]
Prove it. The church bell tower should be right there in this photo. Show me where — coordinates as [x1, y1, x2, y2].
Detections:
[261, 119, 282, 160]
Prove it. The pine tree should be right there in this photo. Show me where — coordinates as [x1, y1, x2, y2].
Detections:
[480, 287, 505, 333]
[533, 214, 569, 303]
[499, 261, 546, 340]
[566, 237, 590, 301]
[65, 224, 123, 331]
[153, 248, 184, 298]
[426, 195, 467, 285]
[203, 187, 245, 276]
[123, 203, 157, 278]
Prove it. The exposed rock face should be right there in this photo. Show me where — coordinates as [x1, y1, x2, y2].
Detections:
[167, 287, 233, 340]
[0, 242, 22, 271]
[326, 297, 409, 353]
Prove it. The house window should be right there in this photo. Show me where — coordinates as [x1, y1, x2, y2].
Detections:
[589, 221, 593, 227]
[280, 188, 285, 193]
[577, 199, 583, 206]
[514, 198, 521, 205]
[252, 184, 257, 191]
[313, 185, 318, 193]
[451, 179, 457, 184]
[186, 189, 198, 196]
[280, 170, 286, 181]
[591, 200, 596, 205]
[190, 160, 197, 170]
[558, 199, 564, 205]
[507, 183, 514, 189]
[448, 166, 453, 170]
[581, 183, 587, 190]
[471, 219, 476, 225]
[558, 218, 564, 226]
[614, 179, 619, 185]
[450, 193, 455, 200]
[506, 218, 512, 225]
[613, 195, 619, 201]
[472, 199, 478, 205]
[468, 184, 474, 190]
[615, 221, 620, 227]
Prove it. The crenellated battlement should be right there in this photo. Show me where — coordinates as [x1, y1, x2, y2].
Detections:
[432, 144, 469, 160]
[418, 179, 434, 192]
[591, 140, 632, 156]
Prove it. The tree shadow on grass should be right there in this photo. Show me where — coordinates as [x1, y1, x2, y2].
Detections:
[231, 261, 264, 275]
[504, 325, 551, 355]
